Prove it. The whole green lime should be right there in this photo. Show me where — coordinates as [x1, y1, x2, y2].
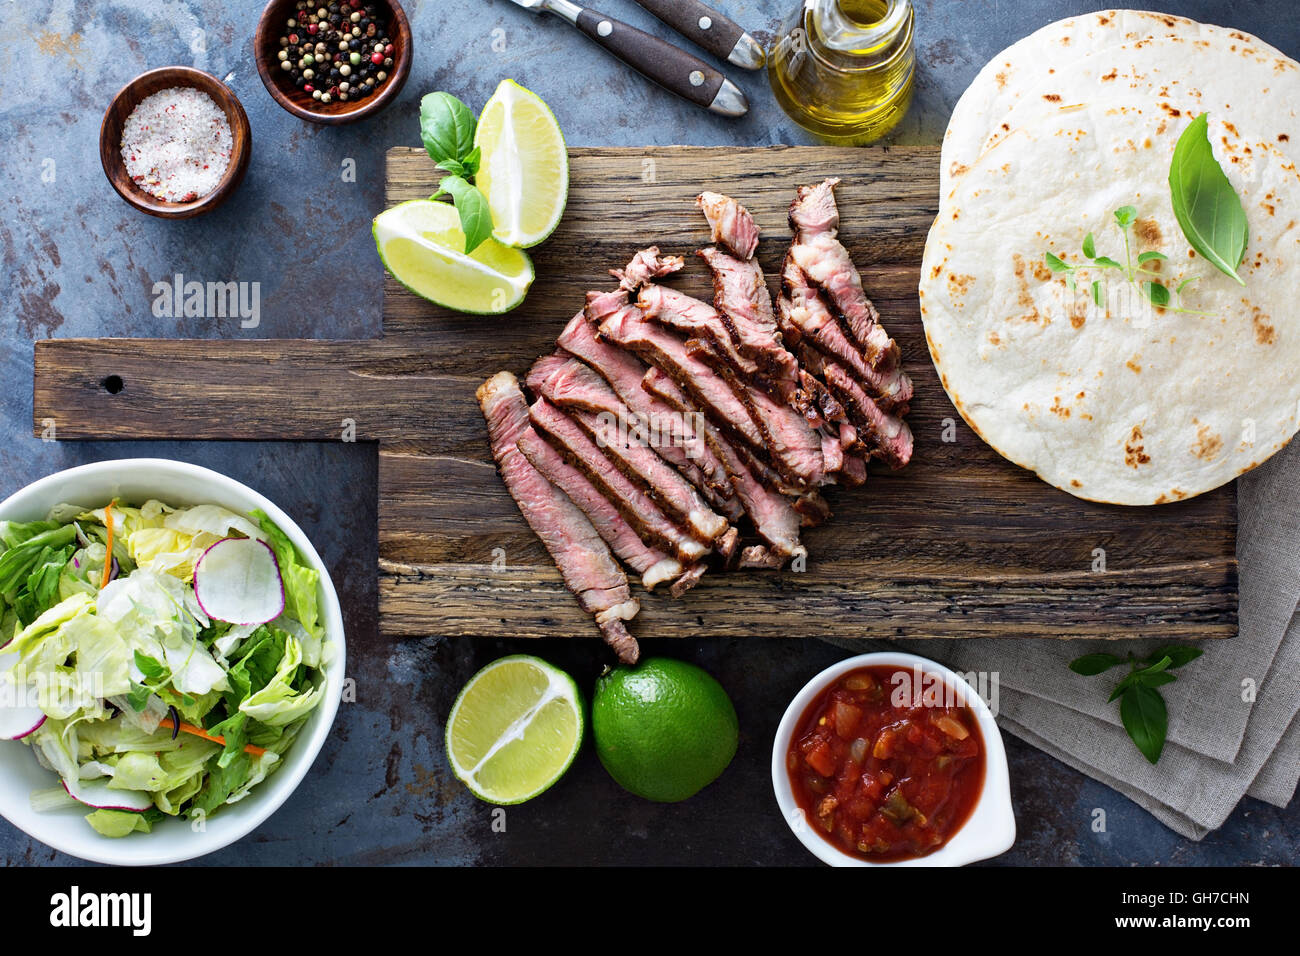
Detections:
[592, 657, 739, 802]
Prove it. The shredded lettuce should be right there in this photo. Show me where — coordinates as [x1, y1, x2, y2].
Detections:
[0, 499, 328, 837]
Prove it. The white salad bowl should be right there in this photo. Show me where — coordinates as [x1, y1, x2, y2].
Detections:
[0, 458, 345, 865]
[772, 651, 1015, 867]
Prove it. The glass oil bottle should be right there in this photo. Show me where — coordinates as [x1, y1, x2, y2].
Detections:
[768, 0, 916, 145]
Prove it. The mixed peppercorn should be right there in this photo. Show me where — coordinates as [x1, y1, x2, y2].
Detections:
[277, 0, 396, 105]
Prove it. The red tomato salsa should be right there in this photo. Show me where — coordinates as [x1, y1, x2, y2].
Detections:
[787, 666, 985, 862]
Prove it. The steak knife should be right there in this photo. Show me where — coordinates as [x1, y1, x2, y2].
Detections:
[634, 0, 765, 70]
[503, 0, 749, 116]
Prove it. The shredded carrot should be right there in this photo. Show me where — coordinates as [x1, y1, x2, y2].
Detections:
[100, 501, 115, 589]
[158, 718, 267, 757]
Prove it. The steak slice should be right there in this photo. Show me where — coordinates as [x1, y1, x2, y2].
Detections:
[780, 254, 913, 411]
[801, 348, 914, 469]
[643, 367, 806, 560]
[477, 372, 640, 663]
[788, 179, 901, 371]
[528, 354, 730, 543]
[637, 284, 758, 377]
[610, 246, 684, 293]
[516, 427, 684, 591]
[529, 397, 709, 563]
[697, 245, 801, 394]
[698, 191, 760, 259]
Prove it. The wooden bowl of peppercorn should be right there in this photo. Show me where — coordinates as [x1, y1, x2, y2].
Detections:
[255, 0, 411, 124]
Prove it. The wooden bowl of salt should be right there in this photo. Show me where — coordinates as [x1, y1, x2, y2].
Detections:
[101, 66, 252, 219]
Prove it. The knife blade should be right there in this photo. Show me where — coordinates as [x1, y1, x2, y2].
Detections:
[503, 0, 748, 116]
[633, 0, 765, 70]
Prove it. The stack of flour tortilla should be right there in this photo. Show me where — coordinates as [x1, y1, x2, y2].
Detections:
[920, 9, 1300, 505]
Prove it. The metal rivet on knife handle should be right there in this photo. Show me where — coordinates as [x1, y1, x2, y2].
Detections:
[632, 0, 767, 71]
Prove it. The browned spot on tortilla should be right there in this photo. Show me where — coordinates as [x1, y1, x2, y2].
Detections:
[1125, 426, 1151, 468]
[1157, 119, 1169, 135]
[1050, 396, 1070, 418]
[1001, 122, 1010, 132]
[1192, 425, 1223, 461]
[1224, 121, 1239, 137]
[1102, 69, 1118, 81]
[1098, 14, 1112, 25]
[1134, 218, 1162, 248]
[1252, 308, 1277, 344]
[1161, 15, 1177, 26]
[1171, 488, 1188, 500]
[930, 263, 943, 280]
[1264, 202, 1276, 216]
[1071, 479, 1082, 488]
[1281, 133, 1291, 142]
[1160, 102, 1182, 117]
[947, 272, 974, 297]
[1043, 93, 1062, 102]
[1068, 300, 1087, 329]
[995, 71, 1009, 89]
[1155, 494, 1168, 504]
[949, 161, 969, 178]
[1126, 359, 1142, 373]
[1031, 260, 1052, 282]
[1076, 391, 1085, 399]
[1009, 254, 1044, 322]
[988, 331, 1000, 346]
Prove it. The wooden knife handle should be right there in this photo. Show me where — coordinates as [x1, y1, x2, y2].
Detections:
[634, 0, 746, 64]
[574, 7, 726, 110]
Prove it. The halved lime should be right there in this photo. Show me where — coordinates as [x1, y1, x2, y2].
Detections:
[373, 199, 534, 314]
[445, 655, 585, 805]
[474, 79, 569, 249]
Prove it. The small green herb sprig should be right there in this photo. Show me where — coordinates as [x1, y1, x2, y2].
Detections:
[1069, 644, 1204, 764]
[419, 92, 493, 254]
[1045, 205, 1207, 314]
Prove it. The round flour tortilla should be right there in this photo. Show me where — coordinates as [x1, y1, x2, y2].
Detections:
[920, 104, 1300, 505]
[939, 10, 1291, 197]
[976, 35, 1300, 170]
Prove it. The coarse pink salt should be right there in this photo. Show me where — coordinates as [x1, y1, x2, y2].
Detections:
[120, 86, 233, 203]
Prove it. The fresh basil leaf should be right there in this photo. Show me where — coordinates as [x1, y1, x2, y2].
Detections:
[1108, 672, 1139, 703]
[1044, 252, 1070, 273]
[1091, 280, 1103, 307]
[1138, 671, 1177, 689]
[436, 158, 467, 178]
[126, 682, 152, 712]
[1142, 281, 1171, 307]
[1144, 645, 1204, 670]
[419, 92, 477, 166]
[1091, 256, 1123, 269]
[1114, 205, 1138, 228]
[1120, 684, 1168, 764]
[436, 175, 495, 254]
[1175, 275, 1200, 295]
[461, 145, 482, 177]
[1138, 251, 1168, 263]
[1082, 232, 1097, 258]
[1169, 113, 1249, 285]
[1069, 652, 1125, 676]
[1136, 654, 1174, 676]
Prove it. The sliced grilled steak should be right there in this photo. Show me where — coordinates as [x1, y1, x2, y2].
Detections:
[554, 313, 742, 521]
[780, 254, 913, 411]
[788, 179, 901, 371]
[637, 284, 758, 377]
[477, 372, 640, 663]
[529, 397, 710, 563]
[801, 348, 914, 469]
[643, 367, 806, 560]
[697, 245, 801, 393]
[610, 246, 684, 292]
[516, 426, 683, 590]
[698, 191, 760, 259]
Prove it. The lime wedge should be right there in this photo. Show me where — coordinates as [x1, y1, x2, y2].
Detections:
[474, 79, 569, 249]
[373, 199, 534, 314]
[445, 655, 585, 805]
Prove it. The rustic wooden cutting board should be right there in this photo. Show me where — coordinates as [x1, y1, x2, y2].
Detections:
[33, 146, 1237, 641]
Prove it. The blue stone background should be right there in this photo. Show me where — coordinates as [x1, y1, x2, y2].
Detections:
[1, 0, 1296, 865]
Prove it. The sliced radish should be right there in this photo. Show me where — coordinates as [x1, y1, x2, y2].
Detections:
[62, 778, 152, 812]
[193, 537, 285, 626]
[0, 651, 45, 740]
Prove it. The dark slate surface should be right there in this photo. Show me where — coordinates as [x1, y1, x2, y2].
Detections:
[2, 0, 1297, 865]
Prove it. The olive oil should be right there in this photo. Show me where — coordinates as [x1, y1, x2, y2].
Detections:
[768, 0, 915, 145]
